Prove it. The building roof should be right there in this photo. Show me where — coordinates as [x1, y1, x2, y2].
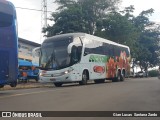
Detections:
[18, 38, 41, 47]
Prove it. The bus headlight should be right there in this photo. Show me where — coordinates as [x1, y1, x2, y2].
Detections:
[39, 73, 44, 76]
[64, 71, 69, 74]
[64, 68, 74, 74]
[40, 70, 46, 76]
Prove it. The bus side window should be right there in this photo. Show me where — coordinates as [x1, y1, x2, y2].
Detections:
[84, 38, 94, 56]
[73, 37, 82, 58]
[77, 46, 82, 58]
[71, 46, 79, 64]
[113, 45, 119, 57]
[102, 43, 107, 56]
[108, 45, 114, 57]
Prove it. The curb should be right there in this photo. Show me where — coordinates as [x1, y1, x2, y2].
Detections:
[0, 83, 54, 91]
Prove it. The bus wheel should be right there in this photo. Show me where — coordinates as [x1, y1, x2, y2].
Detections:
[35, 77, 39, 82]
[79, 70, 88, 85]
[112, 71, 121, 82]
[54, 83, 62, 87]
[94, 80, 100, 84]
[120, 71, 125, 81]
[0, 85, 4, 88]
[10, 82, 17, 87]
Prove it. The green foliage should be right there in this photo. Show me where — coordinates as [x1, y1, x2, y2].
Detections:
[43, 4, 86, 36]
[148, 70, 159, 77]
[43, 0, 120, 36]
[95, 12, 138, 55]
[132, 9, 160, 69]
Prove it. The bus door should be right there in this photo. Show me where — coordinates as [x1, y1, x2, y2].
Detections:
[0, 50, 9, 81]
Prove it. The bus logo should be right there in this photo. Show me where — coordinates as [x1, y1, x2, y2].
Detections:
[93, 66, 105, 73]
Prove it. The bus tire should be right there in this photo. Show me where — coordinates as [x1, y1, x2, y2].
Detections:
[112, 71, 121, 82]
[35, 77, 39, 82]
[54, 83, 62, 87]
[94, 80, 100, 84]
[79, 70, 88, 85]
[0, 85, 4, 88]
[120, 71, 125, 81]
[10, 82, 17, 87]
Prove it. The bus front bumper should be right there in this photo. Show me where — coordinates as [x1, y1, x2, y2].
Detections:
[39, 73, 80, 83]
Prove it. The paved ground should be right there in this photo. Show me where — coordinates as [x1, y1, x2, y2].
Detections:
[0, 77, 160, 120]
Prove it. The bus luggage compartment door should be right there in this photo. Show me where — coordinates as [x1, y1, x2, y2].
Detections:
[0, 50, 9, 81]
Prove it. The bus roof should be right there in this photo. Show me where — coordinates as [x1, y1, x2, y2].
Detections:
[0, 0, 15, 7]
[44, 33, 130, 49]
[44, 33, 85, 43]
[0, 0, 15, 15]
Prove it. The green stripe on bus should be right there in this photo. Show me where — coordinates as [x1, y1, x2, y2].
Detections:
[89, 55, 108, 63]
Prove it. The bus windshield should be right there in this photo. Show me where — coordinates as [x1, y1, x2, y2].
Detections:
[0, 2, 13, 27]
[40, 38, 73, 70]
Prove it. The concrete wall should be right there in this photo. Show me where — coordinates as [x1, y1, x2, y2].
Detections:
[18, 38, 40, 61]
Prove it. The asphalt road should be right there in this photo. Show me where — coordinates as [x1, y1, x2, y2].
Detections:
[0, 77, 160, 119]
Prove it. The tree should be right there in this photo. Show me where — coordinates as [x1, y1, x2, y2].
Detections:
[43, 0, 120, 36]
[95, 6, 160, 70]
[95, 6, 139, 57]
[78, 0, 120, 34]
[43, 4, 86, 36]
[132, 9, 160, 70]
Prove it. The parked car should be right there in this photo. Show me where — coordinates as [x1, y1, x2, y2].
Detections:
[135, 71, 147, 78]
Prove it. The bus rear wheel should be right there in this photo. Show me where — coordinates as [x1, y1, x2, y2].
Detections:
[35, 77, 39, 82]
[54, 83, 62, 87]
[120, 71, 125, 81]
[79, 70, 88, 85]
[112, 71, 121, 82]
[10, 82, 17, 87]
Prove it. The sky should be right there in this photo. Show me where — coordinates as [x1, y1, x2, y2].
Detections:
[7, 0, 160, 44]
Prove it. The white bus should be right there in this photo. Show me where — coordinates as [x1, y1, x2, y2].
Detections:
[35, 33, 131, 87]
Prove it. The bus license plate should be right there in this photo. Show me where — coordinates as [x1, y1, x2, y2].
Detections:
[50, 78, 56, 81]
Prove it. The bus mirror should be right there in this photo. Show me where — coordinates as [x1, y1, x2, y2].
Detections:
[68, 43, 75, 54]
